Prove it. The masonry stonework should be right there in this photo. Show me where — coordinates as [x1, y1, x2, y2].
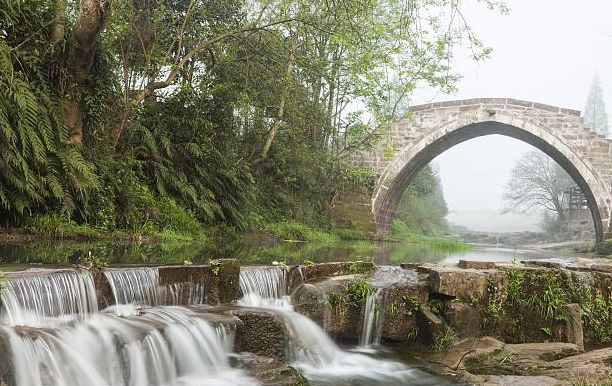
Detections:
[348, 98, 612, 241]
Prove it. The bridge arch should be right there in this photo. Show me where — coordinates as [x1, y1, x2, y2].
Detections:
[352, 99, 612, 242]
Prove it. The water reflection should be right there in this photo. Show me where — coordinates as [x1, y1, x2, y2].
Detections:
[0, 239, 576, 270]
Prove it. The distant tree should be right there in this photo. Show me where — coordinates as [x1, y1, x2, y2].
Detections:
[502, 151, 574, 221]
[583, 73, 609, 138]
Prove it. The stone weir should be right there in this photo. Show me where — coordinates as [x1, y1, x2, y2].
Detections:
[5, 258, 612, 385]
[288, 258, 612, 385]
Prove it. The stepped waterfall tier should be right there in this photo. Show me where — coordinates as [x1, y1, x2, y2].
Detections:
[0, 262, 457, 386]
[238, 266, 449, 385]
[0, 266, 254, 386]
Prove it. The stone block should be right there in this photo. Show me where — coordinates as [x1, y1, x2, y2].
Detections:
[232, 308, 289, 361]
[425, 265, 498, 300]
[458, 260, 496, 270]
[444, 302, 481, 338]
[417, 305, 445, 345]
[382, 282, 429, 341]
[208, 259, 240, 304]
[559, 303, 584, 351]
[290, 284, 328, 327]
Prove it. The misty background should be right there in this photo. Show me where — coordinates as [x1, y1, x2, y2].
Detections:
[411, 0, 612, 233]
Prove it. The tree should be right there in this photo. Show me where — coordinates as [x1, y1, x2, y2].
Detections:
[583, 73, 609, 138]
[502, 151, 575, 221]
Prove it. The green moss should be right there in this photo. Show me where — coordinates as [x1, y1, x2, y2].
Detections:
[288, 366, 310, 386]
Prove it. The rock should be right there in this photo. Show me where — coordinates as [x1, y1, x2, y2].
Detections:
[444, 302, 481, 338]
[416, 305, 445, 346]
[231, 308, 289, 361]
[473, 375, 560, 386]
[0, 329, 13, 386]
[422, 264, 505, 300]
[400, 263, 421, 270]
[458, 260, 496, 270]
[558, 304, 583, 351]
[465, 342, 582, 376]
[541, 347, 612, 383]
[296, 262, 376, 286]
[233, 353, 309, 386]
[290, 284, 328, 327]
[423, 336, 505, 369]
[381, 282, 429, 342]
[208, 259, 240, 304]
[596, 240, 612, 256]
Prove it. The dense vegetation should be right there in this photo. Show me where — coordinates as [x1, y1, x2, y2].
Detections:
[394, 165, 449, 236]
[0, 0, 503, 240]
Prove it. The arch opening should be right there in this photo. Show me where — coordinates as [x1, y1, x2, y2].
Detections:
[374, 121, 606, 242]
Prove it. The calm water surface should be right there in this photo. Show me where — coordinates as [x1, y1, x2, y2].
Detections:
[0, 238, 578, 270]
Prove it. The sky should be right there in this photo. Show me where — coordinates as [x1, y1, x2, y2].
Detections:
[410, 0, 612, 232]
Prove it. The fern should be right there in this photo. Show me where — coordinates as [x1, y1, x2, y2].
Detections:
[0, 2, 98, 221]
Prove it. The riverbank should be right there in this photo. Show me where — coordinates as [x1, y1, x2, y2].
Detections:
[0, 219, 470, 268]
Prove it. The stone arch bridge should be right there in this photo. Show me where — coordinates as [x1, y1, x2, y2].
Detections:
[348, 98, 612, 242]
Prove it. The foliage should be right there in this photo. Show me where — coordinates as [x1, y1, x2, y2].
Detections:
[344, 279, 374, 308]
[0, 0, 503, 238]
[348, 261, 370, 275]
[209, 259, 222, 276]
[0, 3, 98, 220]
[391, 220, 470, 252]
[79, 251, 109, 270]
[267, 222, 336, 242]
[395, 166, 449, 236]
[431, 325, 457, 352]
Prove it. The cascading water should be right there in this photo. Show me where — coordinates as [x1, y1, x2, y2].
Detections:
[0, 270, 98, 327]
[105, 268, 162, 306]
[239, 266, 292, 309]
[4, 307, 255, 386]
[359, 288, 384, 347]
[238, 266, 449, 385]
[0, 268, 256, 386]
[104, 267, 205, 307]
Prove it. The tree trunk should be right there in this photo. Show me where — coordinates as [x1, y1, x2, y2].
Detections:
[253, 39, 297, 164]
[50, 0, 66, 43]
[65, 0, 112, 145]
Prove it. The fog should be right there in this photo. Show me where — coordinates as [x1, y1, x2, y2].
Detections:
[412, 0, 612, 233]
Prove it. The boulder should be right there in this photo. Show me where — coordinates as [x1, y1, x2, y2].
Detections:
[472, 375, 560, 386]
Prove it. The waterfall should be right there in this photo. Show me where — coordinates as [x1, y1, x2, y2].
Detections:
[239, 266, 292, 309]
[104, 268, 205, 307]
[4, 307, 255, 386]
[104, 268, 162, 306]
[238, 266, 435, 384]
[359, 288, 384, 347]
[0, 270, 98, 327]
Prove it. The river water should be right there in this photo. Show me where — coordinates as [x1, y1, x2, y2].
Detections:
[0, 238, 577, 270]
